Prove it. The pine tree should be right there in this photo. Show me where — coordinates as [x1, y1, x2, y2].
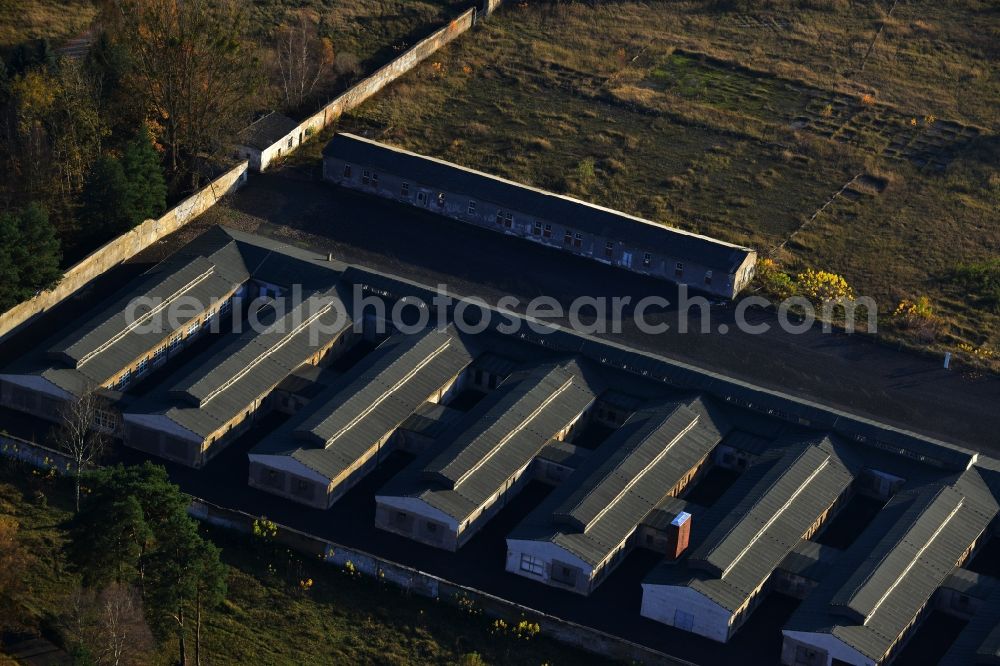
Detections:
[81, 154, 132, 237]
[7, 203, 61, 303]
[121, 130, 167, 223]
[191, 540, 226, 666]
[0, 213, 21, 311]
[144, 512, 202, 666]
[67, 464, 227, 665]
[81, 131, 166, 240]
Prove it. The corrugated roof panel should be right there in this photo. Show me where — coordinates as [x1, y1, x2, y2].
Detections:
[175, 289, 347, 406]
[507, 396, 727, 567]
[295, 328, 471, 448]
[424, 360, 592, 488]
[830, 485, 965, 623]
[693, 442, 848, 577]
[553, 404, 700, 532]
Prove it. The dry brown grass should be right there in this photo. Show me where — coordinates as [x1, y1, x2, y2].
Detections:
[0, 0, 96, 49]
[327, 0, 997, 355]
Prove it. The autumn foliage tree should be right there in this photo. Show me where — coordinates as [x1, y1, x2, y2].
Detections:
[0, 59, 106, 232]
[103, 0, 261, 189]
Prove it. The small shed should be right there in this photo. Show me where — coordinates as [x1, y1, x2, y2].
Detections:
[236, 111, 301, 172]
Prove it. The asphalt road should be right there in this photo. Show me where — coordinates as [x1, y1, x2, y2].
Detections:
[194, 168, 1000, 454]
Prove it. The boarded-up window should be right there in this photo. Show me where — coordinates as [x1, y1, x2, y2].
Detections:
[551, 561, 579, 586]
[291, 477, 315, 501]
[259, 466, 286, 490]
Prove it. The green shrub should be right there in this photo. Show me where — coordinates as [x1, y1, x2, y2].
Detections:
[952, 259, 1000, 311]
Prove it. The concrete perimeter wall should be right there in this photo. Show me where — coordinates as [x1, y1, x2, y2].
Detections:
[0, 161, 249, 346]
[0, 4, 485, 339]
[0, 424, 686, 664]
[259, 8, 477, 168]
[188, 497, 693, 666]
[0, 4, 477, 339]
[0, 435, 76, 474]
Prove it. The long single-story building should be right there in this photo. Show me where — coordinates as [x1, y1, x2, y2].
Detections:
[248, 326, 477, 508]
[3, 225, 999, 664]
[505, 396, 727, 595]
[321, 133, 757, 298]
[640, 437, 857, 643]
[0, 226, 355, 450]
[780, 468, 998, 666]
[0, 230, 252, 427]
[374, 358, 602, 550]
[122, 285, 356, 467]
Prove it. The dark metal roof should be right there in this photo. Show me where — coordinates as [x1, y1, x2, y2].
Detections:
[829, 484, 966, 623]
[238, 111, 299, 151]
[125, 287, 352, 439]
[46, 242, 249, 386]
[381, 358, 602, 523]
[423, 359, 598, 490]
[644, 437, 856, 612]
[536, 439, 592, 469]
[251, 327, 475, 482]
[553, 403, 714, 532]
[398, 402, 466, 441]
[172, 288, 349, 407]
[323, 133, 755, 274]
[778, 541, 842, 581]
[691, 438, 855, 579]
[508, 396, 728, 567]
[785, 468, 999, 661]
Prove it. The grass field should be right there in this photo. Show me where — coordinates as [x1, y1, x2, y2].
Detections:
[304, 0, 999, 356]
[0, 0, 96, 49]
[246, 0, 470, 108]
[0, 464, 605, 665]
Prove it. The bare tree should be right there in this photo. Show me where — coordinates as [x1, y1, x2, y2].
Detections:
[50, 389, 110, 512]
[60, 584, 154, 666]
[273, 14, 335, 112]
[105, 0, 262, 188]
[99, 583, 155, 666]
